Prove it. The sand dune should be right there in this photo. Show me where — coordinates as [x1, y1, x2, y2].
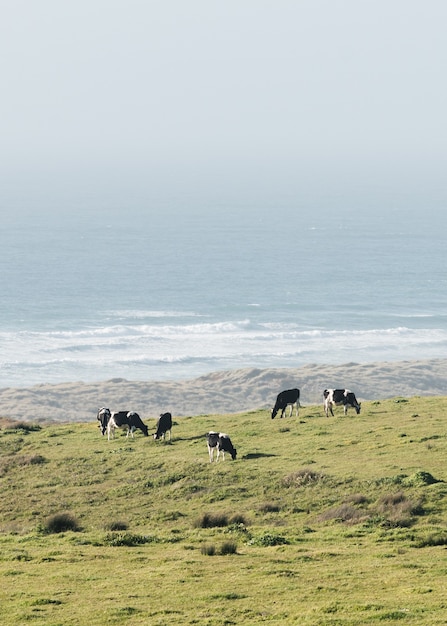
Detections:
[1, 358, 447, 424]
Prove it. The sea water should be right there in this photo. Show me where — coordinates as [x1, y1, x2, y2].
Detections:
[1, 200, 446, 387]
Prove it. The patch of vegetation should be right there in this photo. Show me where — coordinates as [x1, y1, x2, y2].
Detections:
[282, 467, 327, 487]
[318, 503, 368, 524]
[402, 471, 441, 486]
[414, 533, 447, 548]
[3, 421, 42, 433]
[194, 512, 247, 528]
[39, 512, 81, 534]
[200, 540, 238, 555]
[104, 520, 128, 531]
[102, 532, 159, 546]
[248, 531, 289, 547]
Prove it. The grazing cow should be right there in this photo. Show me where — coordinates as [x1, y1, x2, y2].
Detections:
[207, 431, 237, 462]
[153, 412, 172, 440]
[271, 388, 300, 419]
[107, 411, 149, 440]
[97, 407, 111, 436]
[323, 389, 361, 417]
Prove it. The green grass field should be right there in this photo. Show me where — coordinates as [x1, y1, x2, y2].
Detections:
[1, 396, 447, 625]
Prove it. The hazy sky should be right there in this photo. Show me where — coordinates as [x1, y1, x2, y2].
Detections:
[2, 0, 447, 209]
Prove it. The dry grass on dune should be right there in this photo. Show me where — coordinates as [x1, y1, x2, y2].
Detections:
[1, 358, 447, 423]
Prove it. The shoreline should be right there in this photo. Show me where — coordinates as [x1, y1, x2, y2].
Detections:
[1, 358, 447, 423]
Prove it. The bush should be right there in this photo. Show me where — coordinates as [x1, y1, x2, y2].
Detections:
[376, 492, 424, 528]
[104, 520, 128, 531]
[220, 540, 238, 555]
[194, 512, 247, 529]
[259, 502, 281, 513]
[414, 533, 447, 548]
[201, 541, 237, 555]
[194, 512, 229, 528]
[201, 543, 216, 556]
[318, 503, 367, 525]
[248, 531, 289, 547]
[402, 471, 440, 487]
[283, 468, 326, 487]
[41, 512, 81, 534]
[103, 532, 158, 546]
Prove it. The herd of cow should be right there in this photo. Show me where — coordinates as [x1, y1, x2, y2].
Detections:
[96, 387, 361, 462]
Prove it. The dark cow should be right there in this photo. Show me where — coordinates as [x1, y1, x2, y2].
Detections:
[271, 388, 300, 419]
[107, 411, 149, 440]
[323, 389, 361, 417]
[207, 431, 237, 462]
[97, 407, 111, 436]
[153, 412, 172, 441]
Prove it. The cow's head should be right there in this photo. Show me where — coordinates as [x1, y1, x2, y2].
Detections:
[271, 408, 278, 419]
[355, 403, 361, 415]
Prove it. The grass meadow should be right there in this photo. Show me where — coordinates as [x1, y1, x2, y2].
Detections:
[0, 396, 447, 625]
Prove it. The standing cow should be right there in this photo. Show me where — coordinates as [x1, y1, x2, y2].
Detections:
[271, 388, 300, 419]
[107, 411, 149, 439]
[207, 431, 237, 462]
[153, 412, 172, 440]
[323, 389, 361, 417]
[97, 407, 111, 435]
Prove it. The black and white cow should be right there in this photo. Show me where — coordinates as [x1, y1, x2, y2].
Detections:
[97, 407, 111, 436]
[271, 388, 300, 419]
[323, 389, 361, 417]
[207, 431, 237, 462]
[153, 412, 172, 440]
[107, 411, 149, 440]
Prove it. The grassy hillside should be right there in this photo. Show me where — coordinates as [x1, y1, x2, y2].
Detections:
[0, 397, 446, 625]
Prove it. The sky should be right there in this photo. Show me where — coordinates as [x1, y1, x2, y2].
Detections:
[1, 0, 447, 211]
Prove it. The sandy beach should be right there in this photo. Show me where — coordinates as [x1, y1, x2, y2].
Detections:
[1, 358, 447, 424]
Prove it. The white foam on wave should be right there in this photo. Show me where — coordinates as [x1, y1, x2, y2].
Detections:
[2, 323, 447, 387]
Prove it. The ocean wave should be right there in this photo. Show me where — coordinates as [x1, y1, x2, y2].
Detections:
[2, 324, 447, 387]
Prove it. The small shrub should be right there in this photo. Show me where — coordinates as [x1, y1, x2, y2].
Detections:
[194, 512, 229, 528]
[104, 520, 128, 531]
[318, 503, 366, 525]
[259, 502, 281, 513]
[41, 512, 81, 534]
[6, 422, 41, 433]
[103, 532, 157, 546]
[201, 543, 216, 556]
[403, 471, 440, 487]
[219, 540, 238, 555]
[28, 454, 46, 465]
[414, 533, 447, 548]
[283, 468, 326, 487]
[376, 492, 424, 528]
[248, 531, 289, 547]
[229, 513, 247, 525]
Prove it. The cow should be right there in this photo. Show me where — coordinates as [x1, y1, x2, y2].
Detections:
[153, 412, 172, 441]
[97, 407, 111, 436]
[323, 389, 361, 417]
[207, 431, 237, 462]
[271, 388, 300, 419]
[107, 411, 149, 440]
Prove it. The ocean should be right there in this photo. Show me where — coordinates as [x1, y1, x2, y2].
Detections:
[1, 200, 447, 388]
